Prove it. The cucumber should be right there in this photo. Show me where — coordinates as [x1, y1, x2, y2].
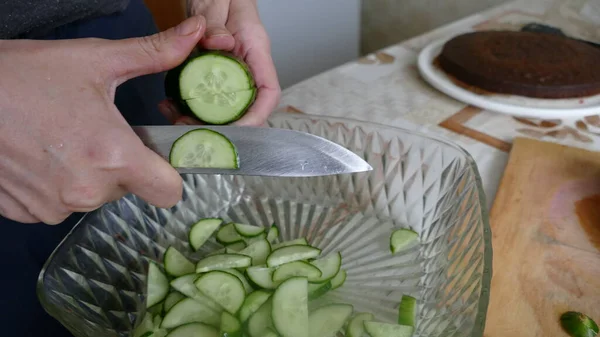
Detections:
[330, 269, 347, 290]
[233, 223, 265, 238]
[266, 245, 321, 268]
[390, 229, 419, 254]
[238, 238, 271, 266]
[363, 321, 414, 337]
[220, 311, 242, 337]
[165, 322, 219, 337]
[133, 313, 155, 337]
[307, 281, 332, 300]
[263, 328, 279, 337]
[225, 241, 247, 252]
[146, 262, 169, 308]
[169, 129, 239, 169]
[194, 271, 246, 315]
[243, 233, 267, 246]
[163, 246, 195, 277]
[161, 297, 221, 329]
[308, 304, 353, 337]
[169, 274, 221, 311]
[222, 268, 254, 294]
[238, 290, 272, 323]
[189, 218, 223, 251]
[272, 261, 322, 283]
[266, 225, 279, 243]
[196, 253, 252, 273]
[247, 298, 274, 337]
[216, 223, 244, 245]
[271, 277, 309, 337]
[398, 295, 417, 327]
[271, 238, 308, 250]
[310, 252, 342, 283]
[346, 312, 374, 337]
[163, 291, 186, 313]
[246, 266, 278, 290]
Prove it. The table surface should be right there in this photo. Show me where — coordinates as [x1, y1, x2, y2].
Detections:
[276, 0, 600, 210]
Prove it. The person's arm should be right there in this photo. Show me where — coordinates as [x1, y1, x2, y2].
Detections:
[0, 16, 206, 224]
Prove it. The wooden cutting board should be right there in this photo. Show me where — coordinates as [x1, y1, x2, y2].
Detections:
[484, 137, 600, 336]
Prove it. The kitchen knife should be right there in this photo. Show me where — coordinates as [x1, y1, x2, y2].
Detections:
[132, 125, 373, 177]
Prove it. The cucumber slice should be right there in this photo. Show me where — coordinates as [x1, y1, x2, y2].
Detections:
[196, 253, 252, 273]
[263, 328, 279, 337]
[169, 129, 239, 169]
[398, 295, 417, 327]
[194, 271, 246, 315]
[165, 322, 219, 337]
[363, 322, 414, 337]
[346, 312, 374, 337]
[189, 218, 223, 251]
[390, 229, 419, 254]
[247, 298, 274, 337]
[164, 246, 195, 277]
[308, 281, 332, 300]
[244, 233, 267, 246]
[271, 238, 308, 250]
[310, 252, 342, 283]
[238, 238, 271, 266]
[133, 313, 155, 337]
[161, 297, 221, 329]
[266, 245, 321, 268]
[146, 262, 169, 308]
[169, 274, 221, 311]
[225, 241, 247, 252]
[220, 311, 242, 337]
[239, 290, 272, 323]
[330, 269, 347, 290]
[163, 291, 186, 313]
[266, 225, 279, 243]
[246, 266, 278, 290]
[183, 89, 256, 125]
[222, 268, 254, 293]
[308, 304, 354, 337]
[233, 223, 265, 238]
[271, 277, 309, 337]
[272, 261, 322, 283]
[216, 223, 244, 245]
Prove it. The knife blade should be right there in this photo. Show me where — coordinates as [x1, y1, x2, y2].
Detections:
[132, 125, 372, 177]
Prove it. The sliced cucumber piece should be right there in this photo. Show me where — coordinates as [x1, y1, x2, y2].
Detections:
[266, 225, 279, 243]
[133, 313, 155, 337]
[164, 246, 195, 277]
[271, 238, 308, 250]
[390, 228, 419, 254]
[263, 328, 279, 337]
[169, 274, 221, 311]
[165, 322, 219, 337]
[308, 281, 332, 300]
[189, 218, 222, 251]
[238, 238, 271, 266]
[310, 252, 342, 283]
[233, 223, 265, 238]
[163, 291, 186, 313]
[247, 298, 274, 337]
[161, 297, 221, 329]
[194, 271, 246, 315]
[169, 129, 239, 169]
[272, 261, 322, 283]
[308, 304, 353, 337]
[196, 253, 251, 273]
[239, 290, 272, 323]
[216, 223, 244, 245]
[146, 262, 169, 308]
[330, 269, 347, 290]
[222, 268, 253, 293]
[398, 295, 417, 327]
[183, 89, 256, 125]
[244, 233, 267, 246]
[266, 245, 321, 268]
[363, 321, 414, 337]
[220, 311, 242, 337]
[225, 241, 247, 252]
[271, 277, 309, 337]
[246, 266, 278, 290]
[346, 312, 375, 337]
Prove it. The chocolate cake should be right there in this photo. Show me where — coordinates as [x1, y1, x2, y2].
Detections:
[437, 30, 600, 99]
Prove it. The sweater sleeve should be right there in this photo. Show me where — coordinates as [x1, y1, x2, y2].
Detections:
[0, 0, 131, 39]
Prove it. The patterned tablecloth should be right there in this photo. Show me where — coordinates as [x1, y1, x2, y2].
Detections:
[275, 0, 600, 210]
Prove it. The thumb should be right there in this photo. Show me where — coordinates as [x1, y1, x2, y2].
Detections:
[108, 15, 206, 84]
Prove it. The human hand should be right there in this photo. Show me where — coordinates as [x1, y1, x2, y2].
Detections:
[0, 16, 207, 225]
[161, 0, 280, 127]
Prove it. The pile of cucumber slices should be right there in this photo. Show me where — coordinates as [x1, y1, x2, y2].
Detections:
[133, 218, 419, 337]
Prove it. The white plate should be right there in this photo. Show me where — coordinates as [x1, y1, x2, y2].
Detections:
[417, 36, 600, 119]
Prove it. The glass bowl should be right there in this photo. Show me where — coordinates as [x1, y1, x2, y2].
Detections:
[37, 112, 492, 337]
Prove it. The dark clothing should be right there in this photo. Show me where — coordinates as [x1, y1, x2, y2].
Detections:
[0, 0, 168, 335]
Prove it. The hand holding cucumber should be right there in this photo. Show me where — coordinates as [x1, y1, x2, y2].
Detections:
[0, 16, 207, 224]
[160, 0, 281, 127]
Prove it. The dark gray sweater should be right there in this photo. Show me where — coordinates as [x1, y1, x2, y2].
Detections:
[0, 0, 131, 39]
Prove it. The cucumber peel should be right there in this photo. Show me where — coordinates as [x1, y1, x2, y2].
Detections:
[560, 311, 599, 337]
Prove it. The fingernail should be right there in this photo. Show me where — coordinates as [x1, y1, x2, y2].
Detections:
[176, 16, 201, 36]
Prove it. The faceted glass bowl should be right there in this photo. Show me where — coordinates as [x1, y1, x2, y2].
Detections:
[37, 112, 492, 337]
